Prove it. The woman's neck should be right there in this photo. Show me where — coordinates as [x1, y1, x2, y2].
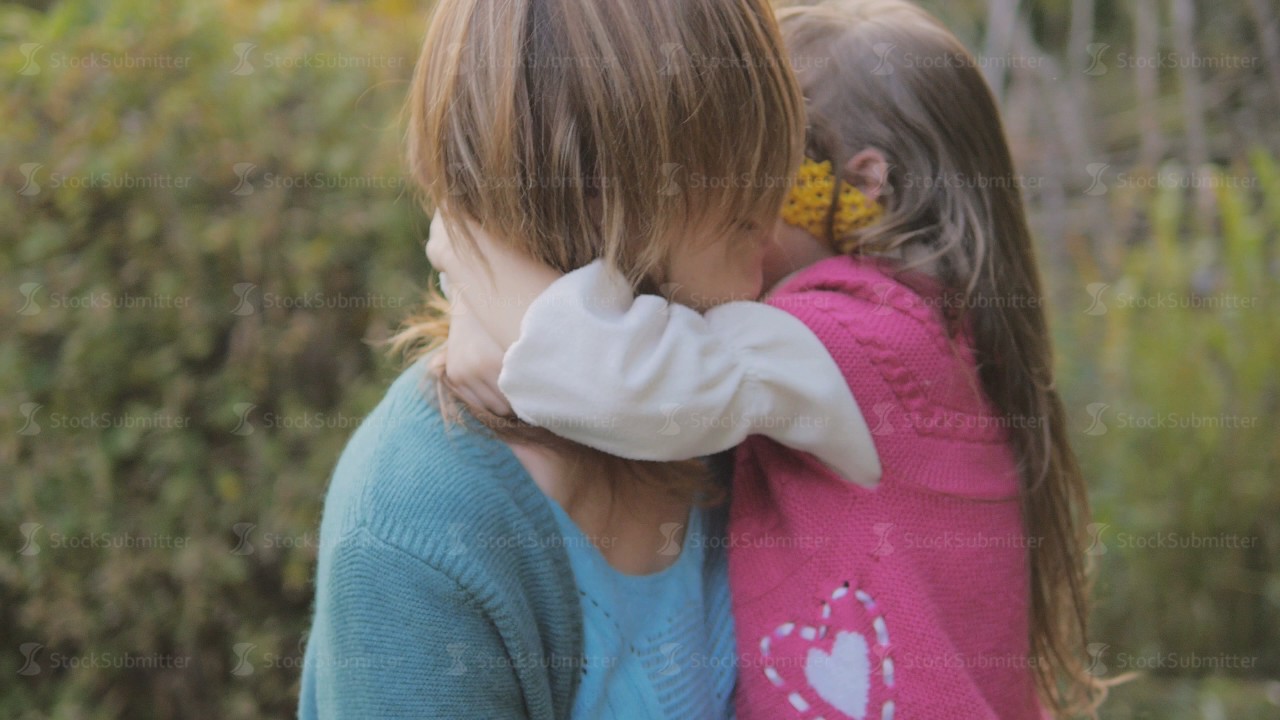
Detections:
[507, 442, 692, 576]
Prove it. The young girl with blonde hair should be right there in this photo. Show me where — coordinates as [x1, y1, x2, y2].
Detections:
[432, 0, 1106, 717]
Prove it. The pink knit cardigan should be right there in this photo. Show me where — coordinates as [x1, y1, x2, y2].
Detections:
[730, 255, 1044, 719]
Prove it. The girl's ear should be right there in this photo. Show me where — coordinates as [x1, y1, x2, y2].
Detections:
[841, 148, 890, 203]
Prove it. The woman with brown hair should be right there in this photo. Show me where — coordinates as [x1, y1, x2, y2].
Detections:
[297, 0, 809, 716]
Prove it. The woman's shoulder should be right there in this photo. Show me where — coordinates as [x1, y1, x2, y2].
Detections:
[305, 359, 584, 720]
[321, 356, 558, 565]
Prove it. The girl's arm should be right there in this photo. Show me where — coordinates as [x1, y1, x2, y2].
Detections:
[499, 260, 881, 486]
[431, 216, 881, 487]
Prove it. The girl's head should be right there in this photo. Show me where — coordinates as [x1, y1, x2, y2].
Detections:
[773, 0, 1032, 285]
[409, 0, 803, 309]
[398, 0, 803, 499]
[776, 0, 1103, 715]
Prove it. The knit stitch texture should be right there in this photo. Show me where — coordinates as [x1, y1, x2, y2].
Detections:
[299, 359, 582, 719]
[730, 255, 1043, 719]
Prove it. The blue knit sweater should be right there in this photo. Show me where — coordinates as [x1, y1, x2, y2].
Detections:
[298, 358, 733, 719]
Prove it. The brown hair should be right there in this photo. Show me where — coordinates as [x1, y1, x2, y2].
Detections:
[777, 0, 1104, 714]
[394, 0, 804, 502]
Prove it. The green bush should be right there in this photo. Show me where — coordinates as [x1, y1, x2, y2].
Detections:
[3, 1, 1277, 718]
[3, 1, 425, 717]
[1051, 154, 1280, 714]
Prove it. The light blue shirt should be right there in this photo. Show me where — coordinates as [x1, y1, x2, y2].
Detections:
[546, 499, 737, 719]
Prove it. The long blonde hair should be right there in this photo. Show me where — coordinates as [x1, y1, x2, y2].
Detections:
[777, 0, 1104, 715]
[395, 0, 804, 500]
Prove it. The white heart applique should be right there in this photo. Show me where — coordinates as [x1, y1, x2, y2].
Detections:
[759, 583, 895, 719]
[805, 631, 870, 719]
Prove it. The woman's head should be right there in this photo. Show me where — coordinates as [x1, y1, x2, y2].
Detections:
[777, 0, 1104, 715]
[409, 0, 804, 307]
[398, 0, 804, 500]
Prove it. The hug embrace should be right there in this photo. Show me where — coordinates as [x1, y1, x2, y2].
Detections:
[299, 0, 1107, 718]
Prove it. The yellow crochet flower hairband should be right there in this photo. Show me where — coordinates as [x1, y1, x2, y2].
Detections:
[781, 158, 883, 253]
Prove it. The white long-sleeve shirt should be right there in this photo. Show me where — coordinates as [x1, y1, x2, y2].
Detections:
[495, 260, 881, 487]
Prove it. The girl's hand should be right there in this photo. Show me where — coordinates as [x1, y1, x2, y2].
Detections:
[426, 213, 563, 349]
[438, 296, 513, 417]
[425, 212, 563, 417]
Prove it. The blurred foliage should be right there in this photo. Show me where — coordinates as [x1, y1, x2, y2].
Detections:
[2, 0, 425, 717]
[1051, 153, 1280, 717]
[2, 0, 1278, 719]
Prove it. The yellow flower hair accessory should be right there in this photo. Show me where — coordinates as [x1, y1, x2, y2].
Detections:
[781, 158, 883, 253]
